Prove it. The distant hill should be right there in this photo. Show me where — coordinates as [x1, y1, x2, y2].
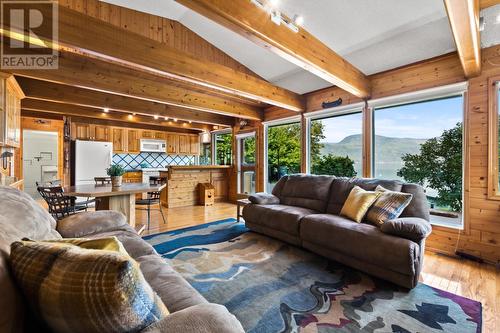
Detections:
[319, 134, 428, 178]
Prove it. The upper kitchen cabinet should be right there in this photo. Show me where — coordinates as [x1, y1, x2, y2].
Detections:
[178, 134, 190, 154]
[167, 133, 178, 154]
[0, 74, 25, 147]
[71, 123, 110, 142]
[112, 127, 127, 153]
[127, 129, 141, 153]
[190, 135, 200, 155]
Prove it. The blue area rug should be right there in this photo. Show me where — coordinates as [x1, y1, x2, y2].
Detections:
[144, 219, 482, 333]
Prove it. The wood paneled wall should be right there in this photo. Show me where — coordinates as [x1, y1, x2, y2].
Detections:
[301, 46, 500, 264]
[58, 0, 259, 77]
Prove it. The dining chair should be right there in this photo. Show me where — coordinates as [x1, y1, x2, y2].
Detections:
[136, 176, 167, 229]
[37, 185, 87, 220]
[36, 180, 95, 214]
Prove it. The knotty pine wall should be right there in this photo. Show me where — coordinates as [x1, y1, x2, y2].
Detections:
[299, 46, 500, 264]
[58, 0, 259, 77]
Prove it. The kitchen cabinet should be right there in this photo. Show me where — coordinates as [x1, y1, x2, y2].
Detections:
[71, 123, 110, 141]
[93, 125, 110, 141]
[123, 171, 142, 183]
[112, 128, 127, 153]
[167, 133, 178, 154]
[127, 129, 140, 153]
[141, 130, 154, 139]
[154, 131, 166, 140]
[0, 75, 24, 147]
[190, 135, 200, 155]
[178, 134, 190, 154]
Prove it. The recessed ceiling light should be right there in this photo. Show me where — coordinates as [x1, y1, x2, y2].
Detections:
[154, 115, 159, 120]
[164, 116, 168, 121]
[132, 113, 136, 116]
[128, 114, 133, 119]
[189, 120, 192, 124]
[103, 108, 109, 113]
[173, 118, 178, 122]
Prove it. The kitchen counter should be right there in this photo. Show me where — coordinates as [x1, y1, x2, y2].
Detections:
[163, 165, 231, 208]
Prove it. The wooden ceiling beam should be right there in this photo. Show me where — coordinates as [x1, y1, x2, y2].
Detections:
[175, 0, 371, 98]
[444, 0, 482, 77]
[480, 0, 500, 9]
[21, 99, 213, 132]
[17, 77, 234, 127]
[9, 51, 263, 120]
[0, 5, 304, 112]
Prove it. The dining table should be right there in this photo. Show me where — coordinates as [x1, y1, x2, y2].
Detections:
[63, 182, 166, 230]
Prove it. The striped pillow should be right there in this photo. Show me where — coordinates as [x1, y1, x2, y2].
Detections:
[10, 237, 169, 333]
[366, 185, 413, 227]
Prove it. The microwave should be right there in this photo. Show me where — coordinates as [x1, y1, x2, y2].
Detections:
[140, 139, 167, 152]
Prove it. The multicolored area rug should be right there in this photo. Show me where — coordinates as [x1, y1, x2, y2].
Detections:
[143, 219, 482, 333]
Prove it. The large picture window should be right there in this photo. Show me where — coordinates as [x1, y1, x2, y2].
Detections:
[265, 121, 301, 192]
[373, 95, 464, 228]
[213, 131, 232, 166]
[309, 112, 363, 177]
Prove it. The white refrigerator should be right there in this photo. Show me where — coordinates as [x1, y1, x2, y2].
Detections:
[74, 140, 113, 185]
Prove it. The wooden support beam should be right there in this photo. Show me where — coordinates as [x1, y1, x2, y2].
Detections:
[175, 0, 371, 98]
[22, 99, 213, 131]
[480, 0, 500, 9]
[0, 5, 304, 112]
[444, 0, 482, 77]
[10, 51, 263, 120]
[17, 77, 234, 126]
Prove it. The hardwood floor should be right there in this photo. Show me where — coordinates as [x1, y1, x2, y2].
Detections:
[140, 202, 500, 333]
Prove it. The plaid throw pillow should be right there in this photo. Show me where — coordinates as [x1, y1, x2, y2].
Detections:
[366, 185, 413, 227]
[10, 237, 169, 333]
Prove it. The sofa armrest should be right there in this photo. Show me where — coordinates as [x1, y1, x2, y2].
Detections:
[142, 304, 244, 333]
[248, 192, 280, 205]
[57, 211, 134, 238]
[380, 217, 432, 243]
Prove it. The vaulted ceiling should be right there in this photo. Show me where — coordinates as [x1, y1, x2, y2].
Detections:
[102, 0, 500, 94]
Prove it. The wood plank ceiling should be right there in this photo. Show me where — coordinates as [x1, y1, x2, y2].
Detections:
[0, 0, 307, 132]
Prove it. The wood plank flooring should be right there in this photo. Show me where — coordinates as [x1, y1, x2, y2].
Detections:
[141, 202, 500, 333]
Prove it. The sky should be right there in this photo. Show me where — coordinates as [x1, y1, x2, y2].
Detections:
[317, 95, 464, 143]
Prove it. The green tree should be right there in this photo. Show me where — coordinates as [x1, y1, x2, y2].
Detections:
[267, 123, 301, 182]
[397, 122, 462, 211]
[243, 136, 256, 164]
[215, 133, 232, 165]
[312, 154, 356, 177]
[310, 120, 326, 165]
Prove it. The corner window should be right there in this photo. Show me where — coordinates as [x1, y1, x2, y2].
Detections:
[373, 95, 464, 228]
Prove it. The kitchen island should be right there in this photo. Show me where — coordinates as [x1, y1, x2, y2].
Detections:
[162, 165, 231, 208]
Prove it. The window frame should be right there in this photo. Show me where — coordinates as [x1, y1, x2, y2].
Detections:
[369, 82, 468, 229]
[304, 102, 365, 175]
[211, 128, 232, 166]
[487, 76, 500, 199]
[236, 131, 256, 195]
[263, 115, 302, 193]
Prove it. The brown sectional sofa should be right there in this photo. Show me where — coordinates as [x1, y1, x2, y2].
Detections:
[243, 174, 432, 289]
[0, 186, 244, 333]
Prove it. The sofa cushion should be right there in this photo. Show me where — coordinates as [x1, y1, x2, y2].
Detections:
[340, 186, 381, 223]
[366, 186, 413, 226]
[248, 193, 280, 205]
[380, 217, 432, 242]
[87, 229, 157, 259]
[399, 183, 431, 221]
[242, 204, 317, 236]
[136, 254, 208, 313]
[326, 178, 404, 215]
[10, 239, 169, 333]
[300, 214, 419, 276]
[0, 186, 62, 333]
[57, 211, 134, 238]
[279, 174, 335, 212]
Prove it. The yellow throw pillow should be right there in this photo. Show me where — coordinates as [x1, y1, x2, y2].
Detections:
[340, 186, 381, 223]
[10, 237, 169, 333]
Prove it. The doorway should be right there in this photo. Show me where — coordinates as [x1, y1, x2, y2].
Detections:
[23, 130, 59, 198]
[237, 132, 256, 195]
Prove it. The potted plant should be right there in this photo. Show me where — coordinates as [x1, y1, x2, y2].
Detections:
[106, 164, 126, 187]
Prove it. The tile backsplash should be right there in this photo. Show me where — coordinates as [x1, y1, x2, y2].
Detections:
[113, 153, 195, 170]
